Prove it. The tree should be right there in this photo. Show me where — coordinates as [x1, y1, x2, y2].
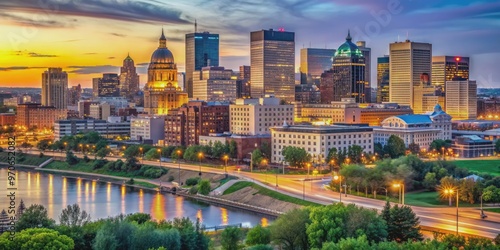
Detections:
[59, 204, 91, 227]
[96, 147, 110, 159]
[459, 178, 481, 204]
[246, 225, 271, 246]
[248, 245, 274, 250]
[66, 150, 79, 165]
[126, 213, 152, 224]
[229, 140, 238, 158]
[320, 235, 371, 250]
[347, 145, 363, 164]
[326, 148, 339, 169]
[16, 204, 55, 231]
[0, 228, 74, 250]
[496, 140, 500, 154]
[220, 226, 242, 250]
[382, 203, 423, 242]
[384, 135, 406, 158]
[37, 139, 51, 152]
[282, 146, 311, 168]
[407, 142, 420, 155]
[260, 142, 272, 159]
[340, 164, 367, 193]
[270, 208, 310, 250]
[429, 139, 450, 152]
[212, 141, 226, 158]
[374, 142, 385, 157]
[198, 179, 211, 195]
[144, 148, 161, 160]
[251, 149, 264, 169]
[423, 172, 438, 191]
[482, 185, 500, 204]
[307, 204, 348, 248]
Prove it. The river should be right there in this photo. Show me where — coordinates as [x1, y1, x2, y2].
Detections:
[0, 168, 272, 227]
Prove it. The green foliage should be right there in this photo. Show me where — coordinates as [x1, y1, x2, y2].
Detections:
[321, 235, 371, 250]
[211, 141, 227, 158]
[496, 140, 500, 154]
[248, 244, 274, 250]
[251, 149, 264, 169]
[0, 228, 74, 250]
[260, 142, 272, 159]
[92, 159, 108, 170]
[429, 139, 451, 152]
[96, 147, 110, 158]
[189, 186, 198, 194]
[229, 140, 238, 158]
[347, 145, 364, 164]
[59, 204, 91, 227]
[144, 148, 161, 160]
[384, 135, 406, 158]
[482, 185, 500, 204]
[246, 225, 271, 246]
[126, 178, 135, 185]
[186, 177, 200, 186]
[168, 175, 175, 182]
[183, 145, 207, 162]
[220, 226, 242, 250]
[125, 213, 152, 224]
[16, 204, 55, 231]
[423, 172, 438, 191]
[459, 178, 481, 204]
[407, 142, 420, 155]
[36, 139, 51, 152]
[282, 146, 311, 168]
[66, 150, 79, 165]
[382, 203, 423, 243]
[198, 179, 211, 195]
[270, 208, 310, 250]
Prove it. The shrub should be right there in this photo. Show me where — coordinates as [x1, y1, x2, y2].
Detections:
[126, 178, 135, 185]
[168, 176, 175, 182]
[39, 152, 44, 158]
[189, 186, 198, 194]
[186, 177, 200, 186]
[92, 159, 108, 170]
[83, 155, 90, 162]
[198, 179, 211, 195]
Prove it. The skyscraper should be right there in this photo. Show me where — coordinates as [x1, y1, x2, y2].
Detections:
[432, 56, 470, 91]
[237, 66, 251, 98]
[42, 67, 68, 109]
[119, 54, 140, 99]
[445, 79, 477, 120]
[185, 30, 219, 98]
[250, 29, 295, 102]
[192, 66, 237, 102]
[377, 56, 390, 103]
[322, 31, 366, 103]
[356, 41, 371, 102]
[300, 48, 335, 85]
[144, 29, 188, 115]
[95, 73, 120, 97]
[389, 40, 432, 108]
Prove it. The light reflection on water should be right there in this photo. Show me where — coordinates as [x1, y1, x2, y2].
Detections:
[0, 169, 273, 227]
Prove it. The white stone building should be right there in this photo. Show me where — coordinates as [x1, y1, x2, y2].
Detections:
[230, 96, 293, 136]
[270, 123, 373, 164]
[130, 115, 165, 144]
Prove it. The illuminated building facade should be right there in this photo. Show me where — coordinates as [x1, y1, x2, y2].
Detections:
[17, 103, 67, 129]
[445, 79, 477, 120]
[192, 66, 237, 102]
[144, 29, 188, 115]
[185, 31, 219, 98]
[389, 40, 432, 108]
[42, 68, 68, 109]
[356, 41, 371, 102]
[250, 29, 295, 102]
[94, 73, 120, 97]
[377, 56, 390, 103]
[432, 56, 469, 91]
[300, 48, 335, 85]
[119, 54, 140, 99]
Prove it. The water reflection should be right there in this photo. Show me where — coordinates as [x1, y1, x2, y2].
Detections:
[0, 169, 273, 227]
[261, 217, 269, 227]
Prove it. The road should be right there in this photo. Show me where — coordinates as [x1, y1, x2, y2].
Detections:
[35, 150, 500, 238]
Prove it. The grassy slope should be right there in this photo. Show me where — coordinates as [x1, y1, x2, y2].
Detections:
[452, 160, 500, 176]
[46, 160, 159, 179]
[223, 181, 319, 207]
[0, 152, 51, 166]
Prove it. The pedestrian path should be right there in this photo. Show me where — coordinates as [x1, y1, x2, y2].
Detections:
[211, 179, 242, 196]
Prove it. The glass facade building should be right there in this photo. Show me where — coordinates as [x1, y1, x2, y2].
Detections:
[432, 56, 469, 92]
[300, 48, 335, 85]
[377, 56, 390, 103]
[97, 73, 120, 97]
[185, 32, 219, 98]
[250, 29, 295, 102]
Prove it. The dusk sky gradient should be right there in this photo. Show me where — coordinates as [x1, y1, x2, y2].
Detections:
[0, 0, 499, 88]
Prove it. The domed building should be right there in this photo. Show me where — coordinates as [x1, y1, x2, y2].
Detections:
[320, 31, 366, 103]
[144, 29, 188, 115]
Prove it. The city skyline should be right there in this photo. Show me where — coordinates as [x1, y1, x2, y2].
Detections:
[0, 0, 499, 88]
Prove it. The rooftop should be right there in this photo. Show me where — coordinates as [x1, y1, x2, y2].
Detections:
[395, 114, 432, 124]
[271, 125, 372, 134]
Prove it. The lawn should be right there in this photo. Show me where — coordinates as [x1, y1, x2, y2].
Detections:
[223, 181, 319, 207]
[452, 160, 500, 176]
[405, 191, 443, 207]
[0, 152, 51, 166]
[485, 208, 500, 213]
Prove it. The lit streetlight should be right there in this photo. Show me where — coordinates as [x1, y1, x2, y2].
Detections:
[333, 174, 342, 202]
[157, 148, 162, 167]
[177, 150, 182, 185]
[198, 152, 204, 176]
[393, 183, 405, 205]
[139, 147, 143, 165]
[443, 188, 459, 234]
[223, 155, 229, 174]
[262, 159, 268, 183]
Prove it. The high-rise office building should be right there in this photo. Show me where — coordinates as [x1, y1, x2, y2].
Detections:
[445, 79, 477, 120]
[67, 84, 82, 106]
[250, 29, 295, 102]
[389, 40, 432, 108]
[377, 56, 390, 103]
[239, 65, 251, 80]
[300, 48, 335, 85]
[42, 68, 68, 109]
[237, 66, 251, 98]
[185, 31, 219, 98]
[192, 66, 237, 102]
[356, 41, 371, 102]
[321, 31, 366, 103]
[119, 54, 140, 99]
[95, 73, 120, 97]
[144, 29, 188, 115]
[432, 56, 469, 91]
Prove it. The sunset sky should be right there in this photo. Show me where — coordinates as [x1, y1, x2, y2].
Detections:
[0, 0, 499, 88]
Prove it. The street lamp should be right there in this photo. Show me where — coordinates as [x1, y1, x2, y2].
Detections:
[262, 159, 268, 183]
[139, 147, 143, 165]
[441, 147, 445, 159]
[443, 188, 459, 234]
[177, 150, 182, 185]
[393, 183, 405, 205]
[223, 155, 229, 174]
[157, 148, 162, 167]
[333, 174, 342, 202]
[198, 152, 204, 176]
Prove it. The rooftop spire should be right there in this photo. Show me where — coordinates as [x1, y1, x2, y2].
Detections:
[346, 29, 352, 41]
[159, 27, 167, 48]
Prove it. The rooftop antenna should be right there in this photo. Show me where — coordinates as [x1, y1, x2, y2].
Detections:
[195, 19, 197, 33]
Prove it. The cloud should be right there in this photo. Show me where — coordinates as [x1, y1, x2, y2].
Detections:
[12, 50, 58, 57]
[0, 0, 188, 26]
[111, 33, 126, 37]
[108, 56, 115, 59]
[67, 65, 119, 74]
[0, 12, 68, 28]
[0, 66, 45, 71]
